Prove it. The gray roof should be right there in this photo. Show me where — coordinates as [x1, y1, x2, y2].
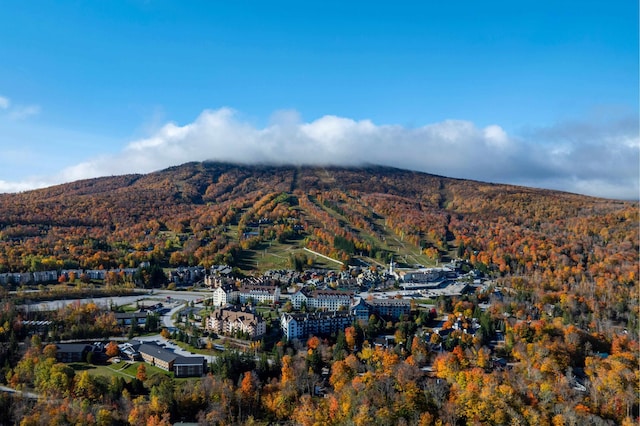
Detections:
[138, 343, 205, 366]
[174, 356, 205, 366]
[284, 311, 354, 321]
[115, 312, 148, 319]
[367, 298, 411, 306]
[138, 343, 178, 363]
[56, 343, 91, 353]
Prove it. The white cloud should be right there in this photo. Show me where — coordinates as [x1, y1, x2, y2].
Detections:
[8, 104, 41, 120]
[0, 178, 51, 193]
[483, 124, 509, 147]
[2, 108, 638, 199]
[0, 95, 40, 120]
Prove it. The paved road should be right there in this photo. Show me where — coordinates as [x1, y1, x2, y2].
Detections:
[161, 303, 186, 329]
[19, 288, 220, 364]
[137, 301, 219, 365]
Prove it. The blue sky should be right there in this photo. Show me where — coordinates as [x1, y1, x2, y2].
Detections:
[0, 1, 638, 199]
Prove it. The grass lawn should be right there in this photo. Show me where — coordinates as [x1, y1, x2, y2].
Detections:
[69, 362, 129, 379]
[255, 306, 279, 319]
[170, 339, 224, 356]
[237, 239, 299, 271]
[71, 361, 190, 382]
[235, 237, 340, 272]
[225, 204, 446, 273]
[119, 361, 167, 378]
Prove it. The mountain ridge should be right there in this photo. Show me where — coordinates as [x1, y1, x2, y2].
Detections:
[2, 160, 623, 201]
[0, 162, 636, 290]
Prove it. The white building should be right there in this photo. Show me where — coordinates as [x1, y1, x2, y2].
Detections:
[367, 298, 412, 320]
[211, 283, 240, 307]
[238, 284, 280, 305]
[280, 311, 355, 340]
[290, 288, 353, 311]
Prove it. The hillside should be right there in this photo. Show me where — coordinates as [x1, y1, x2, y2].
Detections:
[0, 161, 637, 322]
[1, 161, 639, 424]
[0, 163, 637, 262]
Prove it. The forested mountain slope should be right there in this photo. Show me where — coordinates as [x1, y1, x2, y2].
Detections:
[1, 162, 638, 424]
[0, 161, 637, 331]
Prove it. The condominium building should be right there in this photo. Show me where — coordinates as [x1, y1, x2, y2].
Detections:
[290, 288, 353, 311]
[206, 306, 266, 339]
[238, 284, 280, 305]
[211, 283, 240, 307]
[366, 298, 411, 320]
[280, 311, 355, 340]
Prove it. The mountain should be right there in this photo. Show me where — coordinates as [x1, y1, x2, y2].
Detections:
[0, 162, 638, 272]
[0, 161, 638, 423]
[0, 161, 637, 320]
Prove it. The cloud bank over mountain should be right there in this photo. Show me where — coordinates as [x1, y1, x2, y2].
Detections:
[2, 108, 639, 199]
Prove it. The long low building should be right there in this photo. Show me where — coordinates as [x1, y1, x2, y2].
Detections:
[138, 342, 206, 377]
[238, 284, 281, 305]
[209, 282, 281, 306]
[55, 343, 93, 363]
[366, 298, 412, 320]
[290, 288, 353, 311]
[114, 312, 149, 327]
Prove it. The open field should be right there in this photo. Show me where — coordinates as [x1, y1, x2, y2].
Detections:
[236, 237, 339, 272]
[72, 361, 196, 383]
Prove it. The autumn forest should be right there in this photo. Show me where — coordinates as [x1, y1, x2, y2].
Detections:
[0, 162, 637, 425]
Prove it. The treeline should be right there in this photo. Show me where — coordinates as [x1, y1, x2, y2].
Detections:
[3, 300, 637, 425]
[0, 162, 636, 331]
